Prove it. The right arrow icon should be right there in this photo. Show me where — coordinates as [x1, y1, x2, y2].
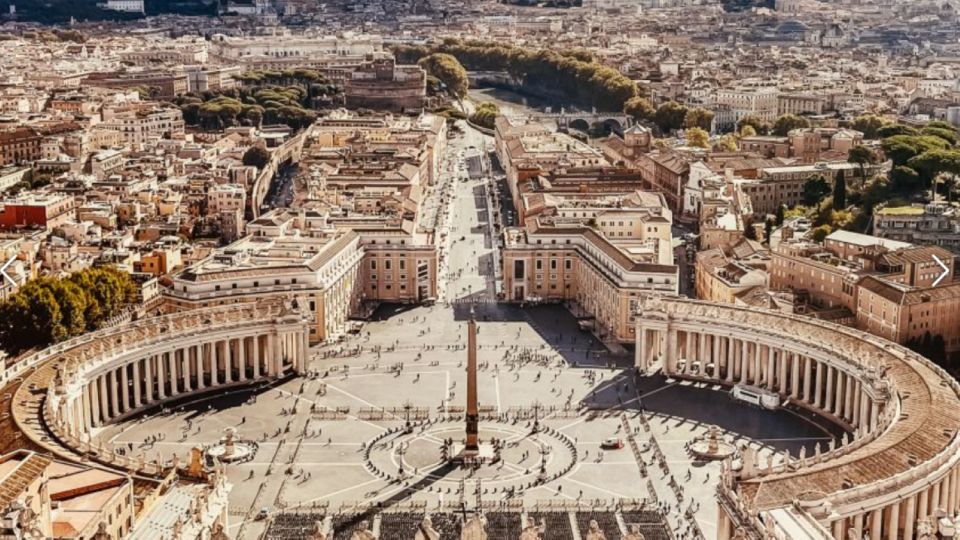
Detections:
[933, 255, 950, 287]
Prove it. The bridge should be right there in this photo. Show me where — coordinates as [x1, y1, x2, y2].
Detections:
[529, 111, 634, 135]
[249, 128, 309, 219]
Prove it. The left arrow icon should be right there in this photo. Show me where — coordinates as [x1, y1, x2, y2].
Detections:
[1, 255, 17, 288]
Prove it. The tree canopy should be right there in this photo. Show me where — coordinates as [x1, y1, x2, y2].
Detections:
[653, 101, 689, 134]
[469, 102, 500, 129]
[685, 127, 709, 149]
[801, 175, 831, 206]
[418, 53, 469, 99]
[392, 40, 639, 112]
[772, 114, 811, 136]
[622, 96, 655, 122]
[0, 267, 136, 355]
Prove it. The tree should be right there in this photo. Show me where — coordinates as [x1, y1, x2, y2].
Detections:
[0, 267, 136, 355]
[890, 166, 922, 196]
[653, 101, 689, 134]
[744, 219, 758, 240]
[906, 149, 960, 200]
[469, 102, 500, 129]
[685, 127, 709, 149]
[764, 218, 774, 243]
[833, 170, 847, 210]
[242, 146, 271, 170]
[881, 135, 950, 167]
[849, 115, 889, 139]
[772, 114, 811, 136]
[684, 108, 714, 131]
[713, 133, 738, 152]
[921, 126, 959, 146]
[811, 224, 832, 242]
[622, 96, 655, 122]
[775, 204, 786, 226]
[802, 175, 831, 206]
[847, 145, 877, 186]
[738, 115, 768, 135]
[878, 124, 919, 138]
[739, 124, 757, 137]
[418, 53, 469, 99]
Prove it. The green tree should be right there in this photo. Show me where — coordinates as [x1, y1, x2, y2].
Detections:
[878, 124, 919, 138]
[764, 218, 774, 243]
[737, 115, 768, 135]
[653, 101, 689, 133]
[622, 96, 655, 122]
[921, 126, 959, 146]
[802, 175, 831, 206]
[418, 53, 469, 99]
[684, 108, 714, 131]
[739, 124, 757, 137]
[775, 204, 786, 225]
[772, 114, 811, 136]
[713, 133, 738, 152]
[847, 145, 877, 186]
[849, 115, 890, 139]
[811, 224, 832, 242]
[881, 135, 950, 167]
[685, 127, 709, 148]
[890, 166, 922, 196]
[469, 102, 500, 129]
[833, 170, 847, 210]
[242, 146, 271, 170]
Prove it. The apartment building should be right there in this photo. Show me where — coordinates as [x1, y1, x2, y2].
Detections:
[873, 202, 960, 254]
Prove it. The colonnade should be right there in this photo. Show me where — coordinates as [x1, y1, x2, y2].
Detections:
[57, 329, 308, 437]
[636, 326, 884, 431]
[634, 297, 960, 540]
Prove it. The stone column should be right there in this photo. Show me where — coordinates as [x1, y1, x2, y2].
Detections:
[870, 401, 880, 431]
[852, 381, 862, 426]
[814, 360, 824, 408]
[918, 487, 930, 522]
[713, 334, 721, 379]
[183, 348, 192, 392]
[195, 344, 205, 389]
[253, 335, 261, 379]
[224, 340, 234, 383]
[853, 513, 864, 538]
[887, 501, 899, 540]
[824, 365, 834, 413]
[684, 331, 693, 375]
[157, 353, 167, 400]
[637, 326, 647, 371]
[753, 342, 761, 385]
[211, 341, 221, 386]
[844, 373, 855, 422]
[870, 509, 882, 540]
[133, 359, 142, 407]
[904, 493, 917, 540]
[833, 371, 843, 416]
[767, 347, 776, 389]
[81, 384, 92, 432]
[803, 356, 812, 403]
[740, 341, 749, 384]
[109, 369, 120, 418]
[777, 350, 787, 394]
[95, 377, 106, 425]
[725, 337, 734, 382]
[144, 355, 153, 403]
[791, 353, 800, 398]
[120, 365, 129, 414]
[860, 394, 871, 431]
[238, 337, 247, 381]
[666, 329, 678, 375]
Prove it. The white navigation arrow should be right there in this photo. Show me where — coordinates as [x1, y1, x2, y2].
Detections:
[0, 255, 16, 288]
[933, 255, 950, 287]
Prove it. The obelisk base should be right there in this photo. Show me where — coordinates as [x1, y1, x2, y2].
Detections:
[450, 442, 496, 464]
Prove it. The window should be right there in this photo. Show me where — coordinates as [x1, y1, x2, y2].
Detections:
[565, 259, 572, 270]
[399, 260, 406, 270]
[536, 260, 543, 270]
[385, 260, 392, 270]
[513, 260, 525, 279]
[370, 260, 377, 270]
[550, 259, 557, 270]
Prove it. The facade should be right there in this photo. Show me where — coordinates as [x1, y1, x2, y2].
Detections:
[0, 194, 75, 231]
[502, 191, 677, 344]
[343, 57, 427, 112]
[0, 127, 42, 166]
[635, 295, 960, 540]
[873, 202, 960, 254]
[100, 106, 185, 146]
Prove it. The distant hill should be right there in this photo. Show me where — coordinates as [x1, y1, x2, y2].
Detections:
[2, 0, 216, 23]
[721, 0, 775, 12]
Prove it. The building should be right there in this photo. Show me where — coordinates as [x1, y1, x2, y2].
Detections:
[100, 106, 185, 147]
[343, 57, 427, 112]
[502, 190, 677, 345]
[873, 202, 960, 254]
[0, 193, 75, 230]
[635, 295, 960, 540]
[694, 247, 768, 305]
[0, 127, 42, 166]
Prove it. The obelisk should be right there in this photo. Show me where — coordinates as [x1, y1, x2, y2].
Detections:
[464, 310, 479, 453]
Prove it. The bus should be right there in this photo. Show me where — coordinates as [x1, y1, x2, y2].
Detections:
[731, 384, 781, 410]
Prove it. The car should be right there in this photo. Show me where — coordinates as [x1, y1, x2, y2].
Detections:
[601, 437, 624, 450]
